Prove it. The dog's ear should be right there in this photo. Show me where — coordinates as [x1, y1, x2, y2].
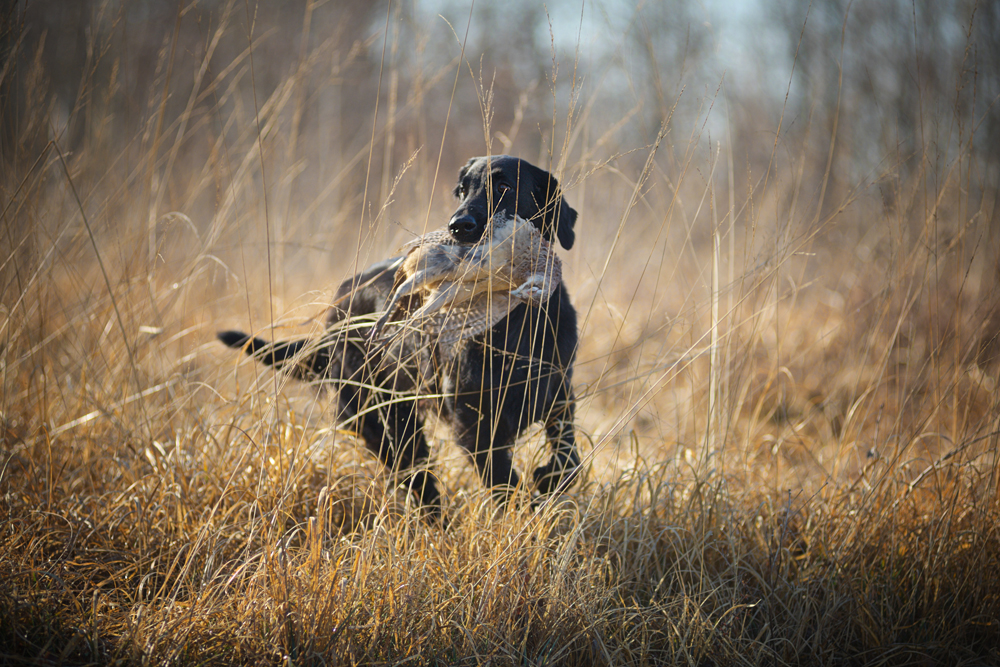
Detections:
[531, 167, 577, 250]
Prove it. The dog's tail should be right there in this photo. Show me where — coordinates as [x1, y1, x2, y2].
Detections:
[217, 330, 308, 371]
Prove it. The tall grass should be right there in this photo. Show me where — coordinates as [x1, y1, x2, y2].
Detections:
[2, 2, 998, 665]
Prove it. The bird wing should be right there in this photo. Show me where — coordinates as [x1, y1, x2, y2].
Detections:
[422, 293, 515, 345]
[400, 228, 459, 251]
[381, 217, 563, 346]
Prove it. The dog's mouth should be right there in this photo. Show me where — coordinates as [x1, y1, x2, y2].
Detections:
[475, 212, 520, 246]
[448, 211, 523, 246]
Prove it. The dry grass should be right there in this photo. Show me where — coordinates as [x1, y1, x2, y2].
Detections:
[2, 2, 999, 665]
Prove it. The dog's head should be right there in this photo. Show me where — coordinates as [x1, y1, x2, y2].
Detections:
[449, 155, 577, 250]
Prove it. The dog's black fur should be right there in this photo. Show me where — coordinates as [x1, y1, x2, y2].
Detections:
[218, 156, 580, 518]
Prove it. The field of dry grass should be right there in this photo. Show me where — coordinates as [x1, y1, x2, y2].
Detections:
[2, 1, 999, 665]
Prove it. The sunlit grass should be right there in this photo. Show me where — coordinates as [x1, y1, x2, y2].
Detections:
[2, 3, 999, 665]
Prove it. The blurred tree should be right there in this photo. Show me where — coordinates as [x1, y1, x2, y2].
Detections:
[768, 0, 997, 224]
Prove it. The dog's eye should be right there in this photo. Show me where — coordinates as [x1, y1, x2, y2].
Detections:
[496, 183, 511, 195]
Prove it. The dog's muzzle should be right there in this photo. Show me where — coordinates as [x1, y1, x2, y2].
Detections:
[448, 214, 480, 243]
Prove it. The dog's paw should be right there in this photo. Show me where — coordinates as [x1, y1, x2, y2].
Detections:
[532, 450, 581, 495]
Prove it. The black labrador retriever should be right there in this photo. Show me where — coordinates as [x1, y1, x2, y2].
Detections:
[218, 155, 580, 518]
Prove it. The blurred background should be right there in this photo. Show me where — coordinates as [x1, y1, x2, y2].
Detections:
[1, 0, 998, 489]
[5, 0, 996, 272]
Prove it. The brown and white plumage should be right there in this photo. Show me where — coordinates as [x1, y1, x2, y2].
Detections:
[370, 214, 562, 345]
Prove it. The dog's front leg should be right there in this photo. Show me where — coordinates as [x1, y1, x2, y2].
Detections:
[336, 344, 442, 519]
[452, 378, 523, 508]
[533, 390, 580, 496]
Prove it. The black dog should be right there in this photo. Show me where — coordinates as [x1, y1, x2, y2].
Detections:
[218, 156, 580, 518]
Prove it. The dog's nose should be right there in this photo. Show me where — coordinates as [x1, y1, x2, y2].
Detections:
[448, 214, 480, 243]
